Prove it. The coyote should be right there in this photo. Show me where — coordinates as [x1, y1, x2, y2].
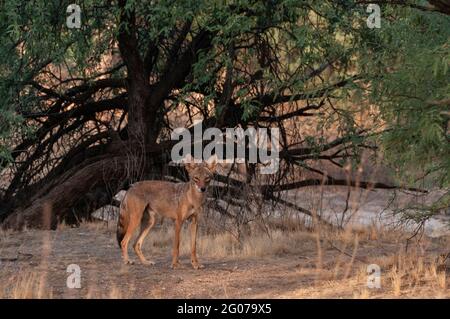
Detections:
[116, 158, 216, 269]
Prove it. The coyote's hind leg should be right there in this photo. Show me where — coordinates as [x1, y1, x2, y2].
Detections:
[119, 195, 145, 265]
[133, 208, 156, 265]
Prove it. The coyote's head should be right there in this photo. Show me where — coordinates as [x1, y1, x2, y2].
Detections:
[185, 156, 217, 193]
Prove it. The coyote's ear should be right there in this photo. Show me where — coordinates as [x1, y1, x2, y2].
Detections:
[206, 155, 217, 173]
[184, 154, 195, 173]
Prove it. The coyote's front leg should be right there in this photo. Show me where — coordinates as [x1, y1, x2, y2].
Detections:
[190, 214, 204, 269]
[171, 218, 183, 269]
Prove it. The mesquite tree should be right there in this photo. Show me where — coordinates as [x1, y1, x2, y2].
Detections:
[0, 0, 448, 229]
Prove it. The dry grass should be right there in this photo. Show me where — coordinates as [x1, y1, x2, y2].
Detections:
[0, 271, 52, 299]
[284, 234, 449, 298]
[147, 226, 315, 259]
[0, 219, 448, 299]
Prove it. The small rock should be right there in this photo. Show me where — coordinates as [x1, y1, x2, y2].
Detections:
[91, 205, 120, 222]
[114, 190, 127, 202]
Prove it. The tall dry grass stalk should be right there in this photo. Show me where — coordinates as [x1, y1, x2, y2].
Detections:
[0, 271, 52, 299]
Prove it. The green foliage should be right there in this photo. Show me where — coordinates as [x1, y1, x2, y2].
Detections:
[360, 7, 450, 188]
[0, 0, 114, 162]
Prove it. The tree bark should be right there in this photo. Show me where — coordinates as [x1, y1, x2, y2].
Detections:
[2, 155, 128, 230]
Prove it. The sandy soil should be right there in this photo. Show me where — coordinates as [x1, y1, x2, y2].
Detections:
[0, 222, 449, 299]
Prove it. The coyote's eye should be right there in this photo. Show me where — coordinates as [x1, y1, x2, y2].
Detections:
[193, 177, 199, 182]
[205, 178, 211, 182]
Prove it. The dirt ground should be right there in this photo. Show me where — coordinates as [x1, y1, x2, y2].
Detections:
[0, 221, 449, 299]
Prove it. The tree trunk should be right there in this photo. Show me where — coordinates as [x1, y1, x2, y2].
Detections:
[2, 155, 128, 230]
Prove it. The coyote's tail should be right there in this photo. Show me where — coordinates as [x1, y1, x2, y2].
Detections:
[116, 195, 129, 248]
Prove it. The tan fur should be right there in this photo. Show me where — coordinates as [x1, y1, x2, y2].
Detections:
[116, 159, 216, 269]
